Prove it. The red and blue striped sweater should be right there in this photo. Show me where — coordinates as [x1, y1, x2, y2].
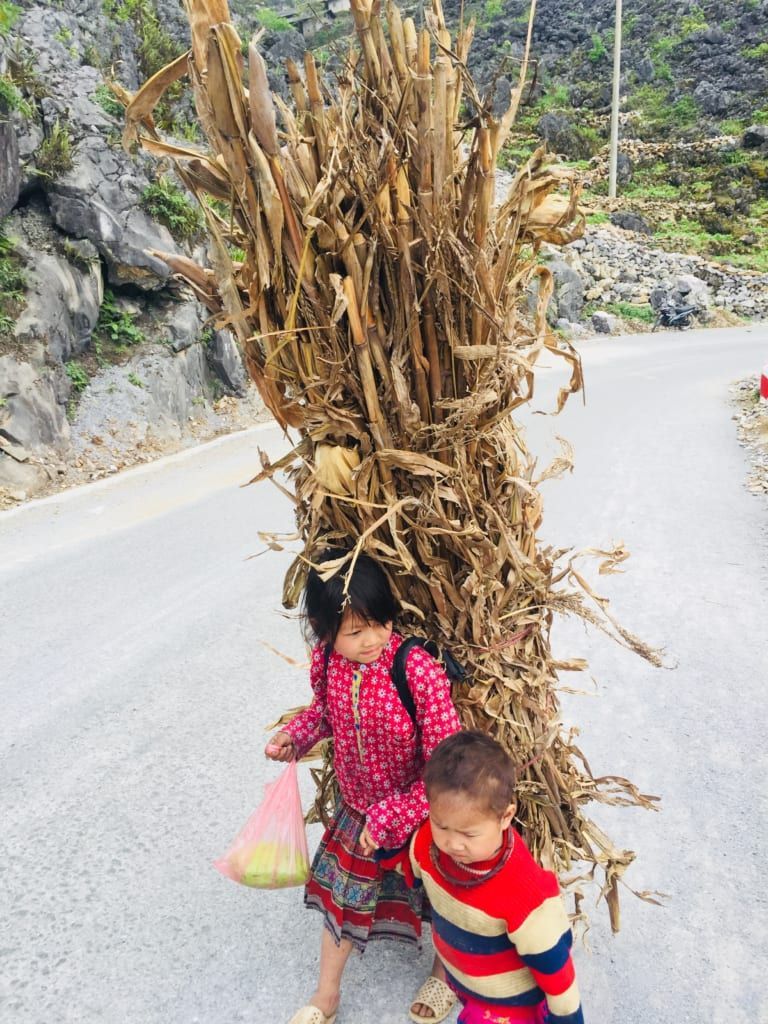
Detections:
[384, 821, 583, 1023]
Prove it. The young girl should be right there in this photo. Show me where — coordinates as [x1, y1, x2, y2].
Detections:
[266, 549, 462, 1024]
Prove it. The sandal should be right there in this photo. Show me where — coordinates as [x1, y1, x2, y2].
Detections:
[287, 1006, 338, 1024]
[409, 975, 457, 1024]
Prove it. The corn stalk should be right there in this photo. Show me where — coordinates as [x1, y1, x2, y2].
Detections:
[124, 0, 662, 932]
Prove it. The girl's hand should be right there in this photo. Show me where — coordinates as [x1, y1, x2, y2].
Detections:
[265, 731, 295, 762]
[359, 824, 378, 855]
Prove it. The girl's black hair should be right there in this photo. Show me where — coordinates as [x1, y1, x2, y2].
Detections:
[302, 547, 399, 643]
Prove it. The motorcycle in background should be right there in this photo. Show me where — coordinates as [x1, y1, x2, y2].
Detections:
[649, 283, 704, 331]
[652, 301, 700, 331]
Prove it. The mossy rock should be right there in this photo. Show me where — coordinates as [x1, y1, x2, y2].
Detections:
[701, 212, 737, 235]
[536, 112, 603, 160]
[712, 194, 737, 216]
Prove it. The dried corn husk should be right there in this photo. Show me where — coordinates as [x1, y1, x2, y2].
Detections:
[124, 0, 661, 932]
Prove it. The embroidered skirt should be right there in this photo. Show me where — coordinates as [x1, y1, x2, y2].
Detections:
[304, 802, 428, 952]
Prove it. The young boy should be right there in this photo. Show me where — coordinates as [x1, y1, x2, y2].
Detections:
[382, 731, 584, 1024]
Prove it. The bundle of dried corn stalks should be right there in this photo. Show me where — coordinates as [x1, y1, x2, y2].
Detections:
[124, 0, 661, 930]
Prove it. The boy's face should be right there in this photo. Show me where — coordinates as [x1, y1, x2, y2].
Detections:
[332, 610, 393, 664]
[428, 791, 515, 865]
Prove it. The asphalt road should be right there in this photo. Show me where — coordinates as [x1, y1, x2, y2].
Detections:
[1, 325, 766, 1024]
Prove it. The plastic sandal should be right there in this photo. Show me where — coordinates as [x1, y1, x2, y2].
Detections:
[409, 975, 457, 1024]
[287, 1006, 338, 1024]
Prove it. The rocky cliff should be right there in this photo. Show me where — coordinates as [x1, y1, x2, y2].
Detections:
[0, 0, 259, 501]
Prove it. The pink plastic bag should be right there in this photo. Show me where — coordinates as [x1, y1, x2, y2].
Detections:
[213, 761, 310, 889]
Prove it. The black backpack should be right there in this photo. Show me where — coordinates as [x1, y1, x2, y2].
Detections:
[323, 637, 466, 727]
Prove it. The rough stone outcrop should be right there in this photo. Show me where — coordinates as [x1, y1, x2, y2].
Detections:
[0, 1, 255, 500]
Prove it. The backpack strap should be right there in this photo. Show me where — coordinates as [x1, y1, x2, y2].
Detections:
[325, 637, 463, 729]
[390, 637, 424, 727]
[324, 638, 419, 727]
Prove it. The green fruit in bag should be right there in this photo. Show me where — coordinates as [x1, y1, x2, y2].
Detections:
[242, 840, 310, 888]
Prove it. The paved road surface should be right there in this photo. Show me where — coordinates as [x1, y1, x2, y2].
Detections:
[1, 325, 766, 1023]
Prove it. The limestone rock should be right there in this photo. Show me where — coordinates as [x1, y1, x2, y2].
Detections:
[675, 274, 712, 309]
[0, 452, 49, 499]
[616, 153, 634, 187]
[46, 135, 178, 290]
[9, 202, 102, 363]
[547, 259, 585, 323]
[164, 301, 207, 354]
[610, 211, 652, 235]
[207, 330, 247, 397]
[0, 119, 20, 217]
[591, 311, 618, 334]
[0, 355, 69, 452]
[694, 81, 734, 116]
[742, 125, 768, 150]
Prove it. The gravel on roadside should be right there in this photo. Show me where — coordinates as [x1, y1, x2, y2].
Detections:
[731, 375, 768, 497]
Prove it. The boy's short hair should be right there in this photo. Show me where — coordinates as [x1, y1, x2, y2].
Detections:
[424, 731, 517, 817]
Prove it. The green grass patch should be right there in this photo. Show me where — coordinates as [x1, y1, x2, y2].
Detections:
[94, 290, 144, 350]
[605, 301, 655, 323]
[654, 59, 674, 83]
[141, 175, 203, 241]
[670, 95, 698, 127]
[103, 0, 181, 73]
[538, 84, 570, 111]
[0, 228, 24, 297]
[103, 0, 184, 127]
[256, 8, 292, 32]
[743, 42, 768, 60]
[36, 118, 74, 179]
[650, 35, 680, 60]
[5, 46, 47, 100]
[680, 6, 708, 35]
[0, 1, 20, 37]
[0, 221, 25, 335]
[632, 84, 669, 121]
[586, 211, 610, 225]
[629, 85, 698, 134]
[720, 118, 746, 135]
[169, 117, 202, 143]
[653, 216, 711, 248]
[0, 73, 32, 118]
[711, 250, 768, 273]
[624, 180, 680, 200]
[719, 148, 753, 166]
[65, 360, 90, 394]
[588, 33, 606, 64]
[92, 83, 124, 118]
[483, 0, 503, 20]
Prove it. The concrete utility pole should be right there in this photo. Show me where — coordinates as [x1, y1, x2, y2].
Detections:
[608, 0, 623, 199]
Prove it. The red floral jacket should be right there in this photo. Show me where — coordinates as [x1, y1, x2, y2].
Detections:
[282, 632, 461, 847]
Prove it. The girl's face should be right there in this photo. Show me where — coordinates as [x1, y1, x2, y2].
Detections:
[332, 610, 393, 664]
[429, 791, 515, 865]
